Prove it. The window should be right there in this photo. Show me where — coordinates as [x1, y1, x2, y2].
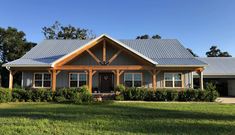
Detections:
[124, 73, 142, 87]
[164, 73, 182, 88]
[69, 73, 87, 88]
[34, 73, 51, 88]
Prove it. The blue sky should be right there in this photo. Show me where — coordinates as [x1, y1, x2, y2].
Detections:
[0, 0, 235, 57]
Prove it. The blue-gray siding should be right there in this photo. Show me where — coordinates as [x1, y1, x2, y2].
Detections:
[22, 71, 192, 89]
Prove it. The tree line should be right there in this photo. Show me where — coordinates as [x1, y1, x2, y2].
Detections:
[0, 21, 232, 87]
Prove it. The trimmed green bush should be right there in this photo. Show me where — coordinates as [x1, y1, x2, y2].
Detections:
[116, 86, 219, 102]
[144, 89, 155, 101]
[54, 86, 92, 104]
[0, 88, 12, 103]
[12, 88, 27, 102]
[166, 89, 178, 101]
[204, 83, 219, 102]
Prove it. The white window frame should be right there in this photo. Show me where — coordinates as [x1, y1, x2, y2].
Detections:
[69, 72, 87, 88]
[33, 72, 51, 88]
[164, 72, 183, 88]
[124, 73, 142, 87]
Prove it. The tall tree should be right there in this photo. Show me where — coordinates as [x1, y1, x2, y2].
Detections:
[206, 46, 232, 57]
[136, 34, 161, 39]
[186, 48, 198, 57]
[0, 27, 36, 87]
[152, 34, 162, 39]
[136, 34, 149, 39]
[42, 21, 95, 40]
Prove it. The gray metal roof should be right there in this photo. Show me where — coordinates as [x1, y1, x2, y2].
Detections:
[3, 35, 206, 67]
[197, 57, 235, 75]
[152, 58, 207, 66]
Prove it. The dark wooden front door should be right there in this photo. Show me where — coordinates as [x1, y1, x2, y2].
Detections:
[99, 72, 114, 93]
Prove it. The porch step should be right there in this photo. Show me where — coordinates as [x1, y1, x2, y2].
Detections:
[92, 93, 115, 101]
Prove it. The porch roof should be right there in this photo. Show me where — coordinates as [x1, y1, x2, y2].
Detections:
[3, 34, 207, 68]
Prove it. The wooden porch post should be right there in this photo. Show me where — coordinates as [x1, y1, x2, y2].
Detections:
[89, 69, 92, 93]
[152, 70, 156, 90]
[52, 70, 57, 92]
[199, 71, 204, 90]
[116, 69, 120, 86]
[191, 72, 194, 89]
[9, 70, 13, 89]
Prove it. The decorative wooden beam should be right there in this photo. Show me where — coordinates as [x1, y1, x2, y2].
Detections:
[54, 65, 154, 71]
[92, 71, 97, 76]
[103, 40, 106, 62]
[86, 49, 101, 64]
[56, 70, 61, 75]
[112, 70, 116, 75]
[108, 50, 122, 64]
[119, 70, 124, 75]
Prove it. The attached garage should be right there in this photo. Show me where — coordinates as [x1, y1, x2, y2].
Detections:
[194, 58, 235, 97]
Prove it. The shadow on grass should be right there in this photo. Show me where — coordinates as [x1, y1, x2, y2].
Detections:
[0, 102, 234, 134]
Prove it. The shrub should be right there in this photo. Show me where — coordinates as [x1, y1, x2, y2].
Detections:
[117, 86, 216, 102]
[0, 88, 12, 103]
[115, 94, 124, 100]
[166, 89, 178, 101]
[122, 87, 147, 100]
[177, 90, 186, 101]
[114, 84, 125, 92]
[144, 89, 155, 101]
[114, 85, 125, 101]
[155, 89, 167, 101]
[54, 86, 92, 104]
[12, 88, 27, 102]
[54, 96, 66, 103]
[185, 90, 198, 101]
[79, 86, 93, 103]
[204, 83, 219, 102]
[197, 89, 206, 101]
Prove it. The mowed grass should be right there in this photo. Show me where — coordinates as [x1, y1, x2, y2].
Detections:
[0, 102, 234, 135]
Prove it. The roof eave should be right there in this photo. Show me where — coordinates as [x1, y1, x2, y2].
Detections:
[2, 64, 52, 68]
[155, 64, 208, 67]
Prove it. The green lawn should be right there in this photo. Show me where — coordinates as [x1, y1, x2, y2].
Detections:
[0, 102, 234, 135]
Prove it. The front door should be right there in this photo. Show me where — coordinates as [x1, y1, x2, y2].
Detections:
[99, 72, 114, 93]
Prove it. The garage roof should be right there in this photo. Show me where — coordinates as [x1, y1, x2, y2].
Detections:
[197, 57, 235, 75]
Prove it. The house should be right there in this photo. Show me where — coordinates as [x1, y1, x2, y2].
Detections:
[194, 58, 235, 96]
[3, 34, 207, 93]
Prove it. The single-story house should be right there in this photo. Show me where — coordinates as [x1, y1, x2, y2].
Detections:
[194, 58, 235, 96]
[1, 34, 216, 94]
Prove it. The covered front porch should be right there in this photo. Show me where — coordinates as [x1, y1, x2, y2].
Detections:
[8, 65, 205, 93]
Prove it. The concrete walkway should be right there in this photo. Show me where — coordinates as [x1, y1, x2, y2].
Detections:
[216, 97, 235, 104]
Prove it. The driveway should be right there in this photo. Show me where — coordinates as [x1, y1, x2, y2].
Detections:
[216, 97, 235, 104]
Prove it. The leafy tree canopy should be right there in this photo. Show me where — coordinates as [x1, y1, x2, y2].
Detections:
[0, 27, 36, 63]
[206, 46, 232, 57]
[0, 27, 36, 87]
[136, 34, 161, 39]
[42, 21, 95, 40]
